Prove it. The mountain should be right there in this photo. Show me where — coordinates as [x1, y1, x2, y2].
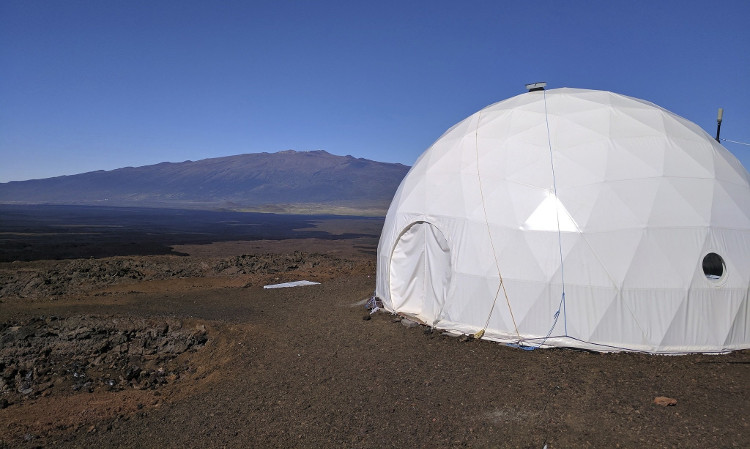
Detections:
[0, 150, 410, 215]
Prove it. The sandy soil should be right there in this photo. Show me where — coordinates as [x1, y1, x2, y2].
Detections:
[0, 217, 748, 448]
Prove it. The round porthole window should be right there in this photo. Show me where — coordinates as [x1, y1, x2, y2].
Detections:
[702, 253, 725, 281]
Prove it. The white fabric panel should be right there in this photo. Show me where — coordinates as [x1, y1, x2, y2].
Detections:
[389, 224, 426, 313]
[506, 280, 564, 336]
[388, 222, 451, 324]
[725, 297, 749, 347]
[423, 224, 451, 324]
[580, 230, 644, 284]
[376, 88, 750, 353]
[564, 285, 618, 341]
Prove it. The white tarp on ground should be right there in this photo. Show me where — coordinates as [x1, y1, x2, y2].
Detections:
[263, 280, 321, 289]
[376, 88, 750, 353]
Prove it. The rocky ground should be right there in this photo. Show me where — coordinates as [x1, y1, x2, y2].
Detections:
[0, 251, 369, 299]
[0, 215, 748, 448]
[1, 315, 208, 408]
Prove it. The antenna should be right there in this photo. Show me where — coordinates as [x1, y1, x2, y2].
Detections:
[715, 108, 723, 143]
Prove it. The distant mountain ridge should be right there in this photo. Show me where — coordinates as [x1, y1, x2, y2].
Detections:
[0, 150, 410, 215]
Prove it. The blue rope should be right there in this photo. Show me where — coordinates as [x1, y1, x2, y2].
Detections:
[510, 291, 566, 350]
[507, 334, 732, 355]
[521, 90, 568, 350]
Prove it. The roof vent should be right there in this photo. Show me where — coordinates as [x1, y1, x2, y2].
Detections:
[525, 82, 547, 92]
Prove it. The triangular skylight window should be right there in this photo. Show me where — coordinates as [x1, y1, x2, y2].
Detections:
[523, 191, 578, 232]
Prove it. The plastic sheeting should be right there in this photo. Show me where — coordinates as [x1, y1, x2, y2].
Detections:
[263, 280, 321, 289]
[376, 88, 750, 353]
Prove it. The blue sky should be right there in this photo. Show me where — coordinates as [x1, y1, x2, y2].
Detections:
[1, 0, 749, 182]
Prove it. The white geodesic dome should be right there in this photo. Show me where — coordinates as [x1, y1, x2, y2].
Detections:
[376, 88, 750, 353]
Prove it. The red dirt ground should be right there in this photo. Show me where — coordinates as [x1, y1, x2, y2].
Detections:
[1, 233, 748, 448]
